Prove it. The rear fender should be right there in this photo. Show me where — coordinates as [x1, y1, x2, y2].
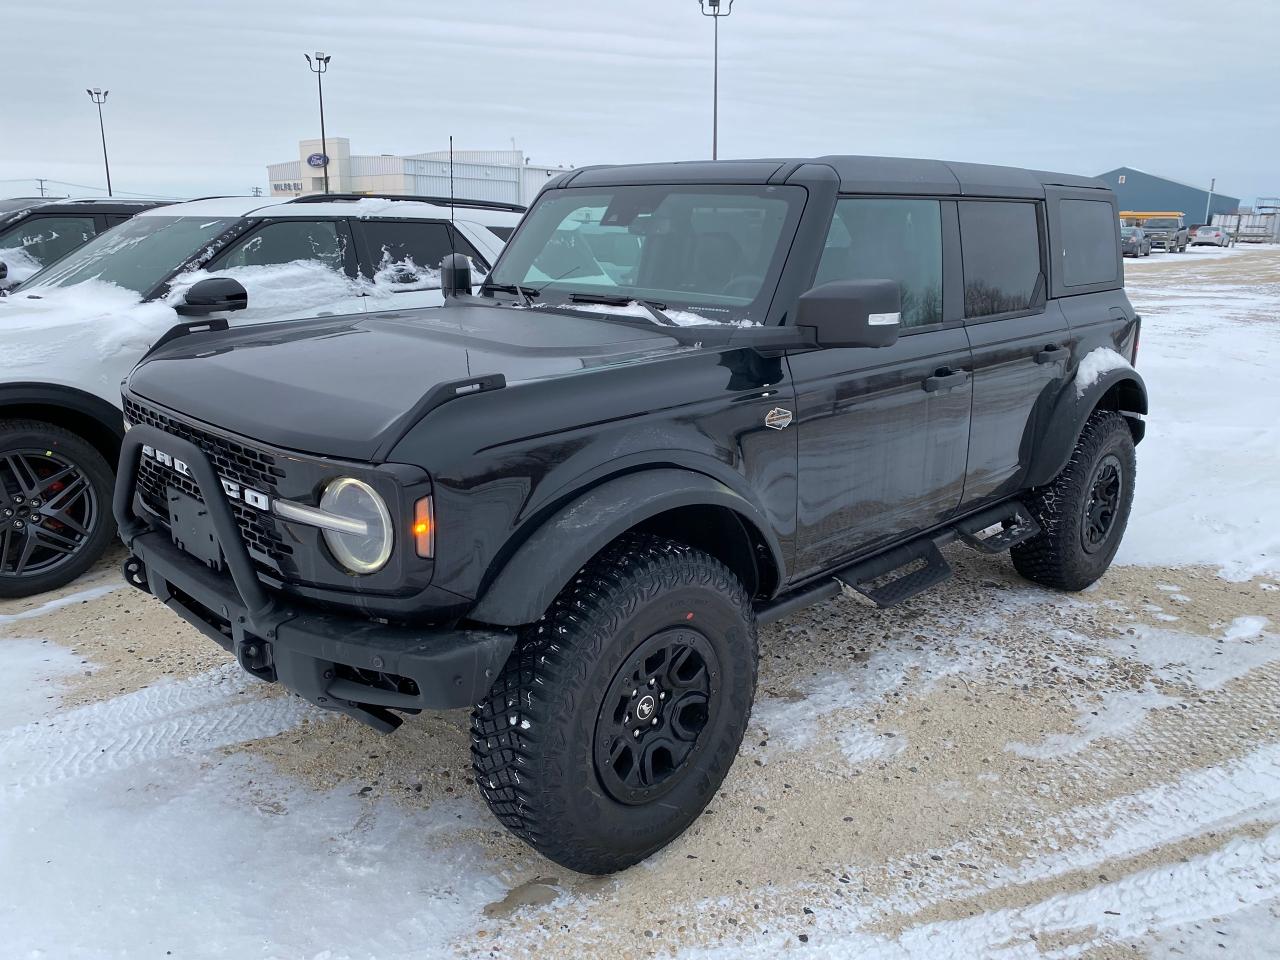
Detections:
[1026, 367, 1147, 488]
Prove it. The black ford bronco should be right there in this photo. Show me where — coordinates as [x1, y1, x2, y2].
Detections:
[116, 156, 1145, 874]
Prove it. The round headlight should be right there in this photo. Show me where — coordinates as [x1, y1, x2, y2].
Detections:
[319, 478, 393, 574]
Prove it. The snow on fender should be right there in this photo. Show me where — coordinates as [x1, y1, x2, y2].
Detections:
[1075, 347, 1135, 398]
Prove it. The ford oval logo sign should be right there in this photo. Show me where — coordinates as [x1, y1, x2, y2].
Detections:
[306, 152, 329, 168]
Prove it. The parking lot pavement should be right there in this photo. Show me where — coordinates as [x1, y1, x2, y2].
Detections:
[2, 246, 1279, 958]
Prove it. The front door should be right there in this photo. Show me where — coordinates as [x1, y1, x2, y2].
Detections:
[790, 197, 972, 578]
[956, 200, 1072, 506]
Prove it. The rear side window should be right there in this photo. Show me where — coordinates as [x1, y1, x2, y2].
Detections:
[958, 201, 1042, 318]
[816, 198, 943, 328]
[1059, 199, 1118, 287]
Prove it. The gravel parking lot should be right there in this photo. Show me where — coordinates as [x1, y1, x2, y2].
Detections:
[2, 246, 1278, 959]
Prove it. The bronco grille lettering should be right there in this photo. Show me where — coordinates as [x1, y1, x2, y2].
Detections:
[141, 444, 272, 511]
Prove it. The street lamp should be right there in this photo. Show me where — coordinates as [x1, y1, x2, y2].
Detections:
[698, 0, 734, 160]
[303, 52, 332, 194]
[85, 88, 112, 197]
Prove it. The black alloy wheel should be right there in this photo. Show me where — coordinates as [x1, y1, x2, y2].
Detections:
[0, 421, 115, 598]
[1081, 454, 1123, 554]
[593, 628, 719, 805]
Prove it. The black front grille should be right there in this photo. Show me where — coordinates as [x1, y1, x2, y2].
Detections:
[125, 397, 294, 573]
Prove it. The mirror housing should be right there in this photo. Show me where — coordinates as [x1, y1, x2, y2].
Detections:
[0, 260, 8, 281]
[440, 253, 472, 298]
[795, 279, 902, 349]
[176, 277, 248, 317]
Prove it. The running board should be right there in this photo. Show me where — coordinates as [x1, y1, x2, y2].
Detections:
[953, 502, 1041, 554]
[834, 538, 952, 609]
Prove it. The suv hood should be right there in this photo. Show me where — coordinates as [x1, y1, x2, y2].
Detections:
[127, 302, 687, 461]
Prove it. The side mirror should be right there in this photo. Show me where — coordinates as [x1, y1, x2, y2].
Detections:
[176, 277, 248, 317]
[0, 260, 8, 282]
[440, 253, 472, 299]
[795, 279, 901, 349]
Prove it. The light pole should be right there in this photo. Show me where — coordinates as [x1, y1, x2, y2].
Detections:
[1204, 177, 1216, 225]
[304, 52, 332, 194]
[698, 0, 734, 160]
[85, 88, 112, 197]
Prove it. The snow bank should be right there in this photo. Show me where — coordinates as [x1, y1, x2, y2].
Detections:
[1114, 263, 1280, 579]
[1075, 346, 1133, 397]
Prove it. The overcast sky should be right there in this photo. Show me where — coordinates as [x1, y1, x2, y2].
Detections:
[2, 1, 1276, 203]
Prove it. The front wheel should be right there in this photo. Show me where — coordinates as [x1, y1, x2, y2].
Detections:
[0, 420, 116, 598]
[1012, 411, 1136, 591]
[471, 534, 758, 874]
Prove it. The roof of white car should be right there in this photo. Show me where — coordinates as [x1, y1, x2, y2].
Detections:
[137, 195, 521, 225]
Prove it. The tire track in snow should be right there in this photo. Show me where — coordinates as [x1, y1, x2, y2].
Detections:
[0, 664, 317, 799]
[0, 582, 124, 626]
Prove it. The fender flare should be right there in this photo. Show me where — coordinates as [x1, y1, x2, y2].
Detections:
[0, 382, 126, 461]
[468, 469, 786, 627]
[1026, 367, 1148, 488]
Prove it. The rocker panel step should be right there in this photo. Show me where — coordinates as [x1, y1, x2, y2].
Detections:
[953, 501, 1041, 554]
[834, 538, 953, 608]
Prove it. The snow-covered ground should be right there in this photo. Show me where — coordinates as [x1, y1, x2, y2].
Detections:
[2, 246, 1279, 958]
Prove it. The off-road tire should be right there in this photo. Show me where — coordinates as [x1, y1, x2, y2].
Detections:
[471, 534, 758, 874]
[1011, 411, 1136, 592]
[0, 419, 116, 599]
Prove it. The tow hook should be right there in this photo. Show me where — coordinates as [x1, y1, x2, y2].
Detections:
[122, 555, 150, 594]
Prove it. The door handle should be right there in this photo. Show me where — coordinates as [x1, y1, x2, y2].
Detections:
[1034, 344, 1069, 364]
[922, 368, 970, 392]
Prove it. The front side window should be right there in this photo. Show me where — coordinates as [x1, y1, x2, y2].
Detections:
[216, 220, 344, 271]
[22, 216, 236, 296]
[958, 201, 1043, 318]
[0, 215, 97, 271]
[1059, 199, 1119, 288]
[488, 184, 805, 325]
[816, 198, 943, 328]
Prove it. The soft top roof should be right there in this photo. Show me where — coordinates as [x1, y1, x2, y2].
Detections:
[554, 155, 1108, 199]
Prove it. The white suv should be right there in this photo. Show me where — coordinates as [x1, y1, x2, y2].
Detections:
[0, 193, 521, 597]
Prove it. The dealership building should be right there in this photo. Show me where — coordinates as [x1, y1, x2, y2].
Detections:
[1096, 167, 1240, 223]
[266, 137, 570, 206]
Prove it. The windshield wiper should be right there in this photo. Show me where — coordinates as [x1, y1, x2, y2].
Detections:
[566, 293, 678, 327]
[480, 281, 537, 306]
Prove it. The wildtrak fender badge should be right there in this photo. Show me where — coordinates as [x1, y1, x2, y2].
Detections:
[764, 408, 793, 430]
[141, 444, 272, 510]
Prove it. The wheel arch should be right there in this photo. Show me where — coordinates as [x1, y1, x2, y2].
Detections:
[0, 383, 125, 470]
[1027, 369, 1147, 489]
[467, 469, 786, 628]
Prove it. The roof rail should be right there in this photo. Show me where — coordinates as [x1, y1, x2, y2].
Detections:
[287, 193, 526, 213]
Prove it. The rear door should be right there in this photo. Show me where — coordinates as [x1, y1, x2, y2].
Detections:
[354, 219, 484, 310]
[789, 197, 972, 577]
[959, 199, 1071, 506]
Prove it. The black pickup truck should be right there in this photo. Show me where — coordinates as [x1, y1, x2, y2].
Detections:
[115, 156, 1145, 874]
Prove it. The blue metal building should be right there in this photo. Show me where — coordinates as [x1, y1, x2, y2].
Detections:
[1096, 167, 1240, 224]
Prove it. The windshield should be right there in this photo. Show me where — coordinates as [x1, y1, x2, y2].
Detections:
[1121, 226, 1140, 236]
[1142, 218, 1179, 229]
[22, 215, 236, 296]
[488, 184, 806, 325]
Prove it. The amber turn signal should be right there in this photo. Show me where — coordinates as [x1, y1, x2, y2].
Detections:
[413, 496, 434, 558]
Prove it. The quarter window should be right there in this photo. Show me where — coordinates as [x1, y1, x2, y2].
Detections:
[958, 201, 1043, 318]
[217, 220, 345, 271]
[1059, 199, 1119, 287]
[816, 198, 943, 328]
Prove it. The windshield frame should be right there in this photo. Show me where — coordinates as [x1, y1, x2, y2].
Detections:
[485, 183, 809, 327]
[18, 214, 249, 298]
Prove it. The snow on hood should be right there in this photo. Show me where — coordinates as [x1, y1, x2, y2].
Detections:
[167, 260, 367, 315]
[1075, 346, 1134, 397]
[0, 246, 43, 286]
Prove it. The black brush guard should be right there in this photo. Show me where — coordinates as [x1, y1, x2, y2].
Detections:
[115, 424, 514, 732]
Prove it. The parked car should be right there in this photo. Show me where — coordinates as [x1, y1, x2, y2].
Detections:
[0, 193, 521, 597]
[1136, 215, 1188, 252]
[116, 155, 1145, 874]
[1191, 224, 1231, 247]
[1121, 225, 1151, 257]
[0, 198, 170, 292]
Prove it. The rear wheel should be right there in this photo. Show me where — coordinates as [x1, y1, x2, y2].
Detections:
[471, 534, 758, 874]
[1012, 411, 1136, 591]
[0, 420, 115, 599]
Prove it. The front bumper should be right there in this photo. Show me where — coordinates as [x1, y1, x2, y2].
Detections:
[116, 424, 515, 732]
